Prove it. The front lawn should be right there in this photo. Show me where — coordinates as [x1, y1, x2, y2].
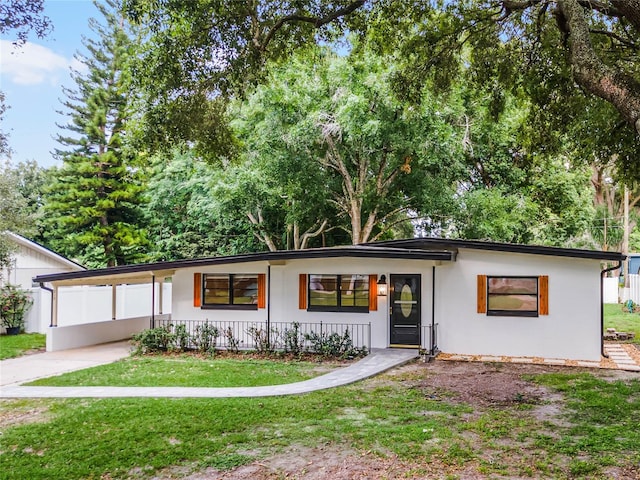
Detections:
[0, 333, 46, 360]
[604, 303, 640, 343]
[1, 360, 639, 479]
[26, 355, 335, 387]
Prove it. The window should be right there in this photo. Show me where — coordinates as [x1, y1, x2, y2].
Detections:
[202, 274, 259, 309]
[486, 276, 539, 317]
[308, 274, 369, 312]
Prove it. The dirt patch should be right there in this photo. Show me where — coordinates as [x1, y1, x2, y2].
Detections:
[418, 361, 552, 407]
[0, 399, 51, 429]
[166, 446, 475, 480]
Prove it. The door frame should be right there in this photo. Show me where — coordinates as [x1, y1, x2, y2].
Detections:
[389, 274, 421, 347]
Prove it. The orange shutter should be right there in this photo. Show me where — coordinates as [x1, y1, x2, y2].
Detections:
[539, 275, 549, 315]
[299, 274, 307, 309]
[477, 275, 487, 313]
[257, 274, 266, 309]
[193, 273, 202, 307]
[369, 274, 378, 311]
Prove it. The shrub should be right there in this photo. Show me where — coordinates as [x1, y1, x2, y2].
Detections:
[174, 323, 190, 351]
[132, 326, 176, 354]
[0, 284, 33, 331]
[305, 328, 367, 359]
[283, 321, 305, 355]
[247, 325, 275, 353]
[193, 322, 219, 353]
[224, 326, 241, 353]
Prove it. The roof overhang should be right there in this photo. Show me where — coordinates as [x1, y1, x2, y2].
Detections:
[32, 245, 454, 287]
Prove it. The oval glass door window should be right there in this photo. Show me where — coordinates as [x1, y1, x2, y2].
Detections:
[401, 284, 413, 317]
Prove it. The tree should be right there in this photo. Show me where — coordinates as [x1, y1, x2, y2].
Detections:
[123, 1, 640, 160]
[229, 47, 462, 246]
[123, 0, 367, 155]
[142, 150, 262, 260]
[0, 162, 32, 277]
[0, 0, 52, 43]
[368, 1, 640, 176]
[44, 0, 147, 268]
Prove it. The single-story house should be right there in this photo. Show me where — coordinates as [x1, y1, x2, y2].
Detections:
[32, 238, 624, 361]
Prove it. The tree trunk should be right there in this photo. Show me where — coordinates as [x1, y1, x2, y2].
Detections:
[559, 0, 640, 134]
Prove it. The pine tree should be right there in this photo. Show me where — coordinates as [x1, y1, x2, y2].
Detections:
[45, 0, 147, 267]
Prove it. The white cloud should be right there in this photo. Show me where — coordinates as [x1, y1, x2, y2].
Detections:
[0, 40, 79, 86]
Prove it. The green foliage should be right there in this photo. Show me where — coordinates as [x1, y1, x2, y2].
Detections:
[131, 326, 175, 354]
[246, 325, 275, 354]
[142, 150, 261, 261]
[224, 326, 240, 354]
[192, 323, 219, 354]
[43, 0, 148, 268]
[304, 328, 367, 359]
[282, 322, 305, 355]
[0, 284, 33, 330]
[123, 0, 362, 157]
[229, 46, 462, 246]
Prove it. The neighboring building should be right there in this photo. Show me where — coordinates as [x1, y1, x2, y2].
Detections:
[33, 238, 624, 361]
[1, 232, 85, 289]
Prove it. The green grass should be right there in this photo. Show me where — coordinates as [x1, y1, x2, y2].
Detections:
[27, 355, 331, 387]
[0, 333, 46, 360]
[604, 303, 640, 343]
[2, 360, 640, 479]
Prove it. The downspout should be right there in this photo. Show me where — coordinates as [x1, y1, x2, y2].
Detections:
[267, 265, 271, 349]
[601, 260, 623, 358]
[39, 282, 55, 328]
[431, 266, 436, 356]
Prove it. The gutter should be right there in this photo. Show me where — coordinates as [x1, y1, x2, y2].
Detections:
[601, 261, 623, 358]
[39, 282, 55, 327]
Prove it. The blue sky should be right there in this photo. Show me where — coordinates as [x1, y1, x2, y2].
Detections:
[1, 0, 98, 167]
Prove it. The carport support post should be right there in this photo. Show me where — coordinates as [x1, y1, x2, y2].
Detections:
[151, 274, 156, 329]
[158, 279, 163, 315]
[51, 285, 58, 327]
[111, 284, 117, 320]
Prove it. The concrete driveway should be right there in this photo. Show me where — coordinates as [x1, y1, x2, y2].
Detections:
[0, 341, 132, 387]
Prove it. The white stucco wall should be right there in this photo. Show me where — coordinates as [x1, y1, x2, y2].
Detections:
[435, 249, 602, 361]
[171, 258, 436, 350]
[170, 250, 604, 360]
[46, 315, 165, 352]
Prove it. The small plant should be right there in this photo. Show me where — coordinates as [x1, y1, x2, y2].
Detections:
[247, 325, 275, 353]
[224, 326, 241, 353]
[283, 321, 305, 355]
[193, 322, 219, 353]
[174, 323, 190, 351]
[131, 325, 176, 354]
[0, 284, 33, 334]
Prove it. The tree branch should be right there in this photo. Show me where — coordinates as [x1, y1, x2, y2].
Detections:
[560, 0, 640, 134]
[260, 0, 366, 51]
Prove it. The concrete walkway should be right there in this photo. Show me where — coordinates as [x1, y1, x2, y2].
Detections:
[0, 345, 418, 399]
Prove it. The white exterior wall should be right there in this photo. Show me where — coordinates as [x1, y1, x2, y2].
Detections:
[171, 258, 436, 350]
[169, 249, 604, 360]
[46, 315, 167, 352]
[435, 249, 602, 361]
[2, 243, 82, 289]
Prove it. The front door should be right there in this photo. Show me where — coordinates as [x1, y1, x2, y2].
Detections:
[390, 274, 421, 347]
